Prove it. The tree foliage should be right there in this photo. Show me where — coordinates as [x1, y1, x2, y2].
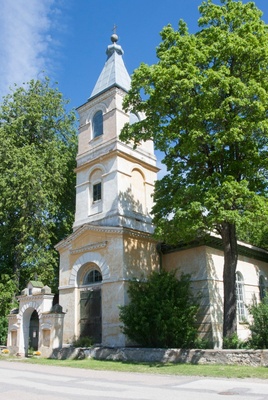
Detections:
[248, 296, 268, 349]
[0, 78, 77, 310]
[119, 271, 198, 348]
[0, 317, 8, 345]
[120, 0, 268, 339]
[0, 274, 17, 345]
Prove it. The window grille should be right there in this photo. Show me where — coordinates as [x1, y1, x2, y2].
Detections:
[93, 182, 101, 202]
[84, 270, 102, 285]
[236, 272, 246, 322]
[92, 111, 103, 138]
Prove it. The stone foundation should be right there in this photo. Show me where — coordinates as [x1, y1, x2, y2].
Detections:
[51, 346, 268, 367]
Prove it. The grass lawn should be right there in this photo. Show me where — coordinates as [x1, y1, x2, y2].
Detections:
[1, 355, 268, 379]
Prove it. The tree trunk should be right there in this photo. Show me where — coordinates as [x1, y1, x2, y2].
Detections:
[221, 222, 238, 339]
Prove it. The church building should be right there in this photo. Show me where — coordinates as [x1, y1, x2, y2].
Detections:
[7, 34, 268, 356]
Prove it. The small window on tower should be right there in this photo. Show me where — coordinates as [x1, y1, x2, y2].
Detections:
[93, 182, 101, 202]
[92, 110, 103, 138]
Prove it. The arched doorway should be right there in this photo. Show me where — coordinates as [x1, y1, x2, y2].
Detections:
[29, 310, 39, 351]
[79, 267, 102, 344]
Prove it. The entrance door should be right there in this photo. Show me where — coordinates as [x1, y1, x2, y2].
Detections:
[80, 289, 102, 343]
[29, 310, 39, 351]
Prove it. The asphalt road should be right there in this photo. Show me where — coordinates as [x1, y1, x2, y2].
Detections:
[0, 360, 268, 400]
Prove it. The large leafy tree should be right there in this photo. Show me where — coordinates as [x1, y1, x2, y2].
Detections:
[120, 0, 268, 339]
[0, 78, 77, 308]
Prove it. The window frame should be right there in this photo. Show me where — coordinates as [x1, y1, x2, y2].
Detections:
[93, 181, 102, 202]
[259, 275, 266, 301]
[83, 269, 102, 285]
[236, 271, 246, 322]
[92, 110, 103, 138]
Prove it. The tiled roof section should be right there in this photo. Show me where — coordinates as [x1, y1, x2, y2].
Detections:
[28, 281, 44, 288]
[89, 37, 131, 99]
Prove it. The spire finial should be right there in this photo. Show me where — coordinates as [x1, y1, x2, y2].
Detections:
[111, 24, 118, 43]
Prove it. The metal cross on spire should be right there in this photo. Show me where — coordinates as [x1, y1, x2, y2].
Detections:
[111, 24, 118, 43]
[112, 24, 117, 35]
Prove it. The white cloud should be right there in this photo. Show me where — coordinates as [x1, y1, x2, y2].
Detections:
[0, 0, 59, 99]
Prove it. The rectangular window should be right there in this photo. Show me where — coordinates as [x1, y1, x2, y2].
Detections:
[93, 182, 101, 202]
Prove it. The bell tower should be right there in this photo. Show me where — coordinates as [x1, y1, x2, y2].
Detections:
[57, 34, 159, 347]
[73, 34, 158, 232]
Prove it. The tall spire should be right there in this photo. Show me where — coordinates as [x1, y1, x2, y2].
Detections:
[89, 33, 131, 99]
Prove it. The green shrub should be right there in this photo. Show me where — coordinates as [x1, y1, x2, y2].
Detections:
[119, 271, 199, 348]
[73, 336, 93, 348]
[0, 317, 8, 345]
[247, 297, 268, 349]
[193, 337, 213, 349]
[223, 333, 249, 349]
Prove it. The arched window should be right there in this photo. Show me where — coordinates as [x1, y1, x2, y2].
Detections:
[131, 168, 145, 213]
[236, 272, 246, 322]
[83, 269, 102, 285]
[92, 110, 103, 138]
[259, 275, 266, 301]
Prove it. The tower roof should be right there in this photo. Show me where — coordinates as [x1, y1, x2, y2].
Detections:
[89, 34, 131, 99]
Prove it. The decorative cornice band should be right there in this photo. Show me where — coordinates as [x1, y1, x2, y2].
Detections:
[55, 224, 124, 250]
[70, 241, 108, 254]
[55, 223, 156, 251]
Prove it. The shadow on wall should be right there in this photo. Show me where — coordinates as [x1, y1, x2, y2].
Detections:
[164, 246, 223, 348]
[114, 188, 159, 282]
[117, 187, 145, 216]
[123, 235, 159, 281]
[203, 251, 223, 348]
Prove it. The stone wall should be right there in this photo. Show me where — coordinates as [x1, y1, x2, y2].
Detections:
[51, 346, 268, 367]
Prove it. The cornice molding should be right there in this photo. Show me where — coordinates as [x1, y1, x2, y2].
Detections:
[160, 235, 268, 262]
[70, 241, 108, 254]
[55, 224, 156, 251]
[75, 146, 158, 174]
[77, 86, 125, 114]
[55, 224, 124, 251]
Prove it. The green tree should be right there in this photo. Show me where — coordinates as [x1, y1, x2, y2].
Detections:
[0, 274, 17, 345]
[0, 78, 77, 306]
[248, 296, 268, 349]
[0, 317, 8, 345]
[120, 0, 268, 340]
[119, 271, 198, 348]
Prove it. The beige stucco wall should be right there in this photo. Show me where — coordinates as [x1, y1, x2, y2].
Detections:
[162, 244, 268, 347]
[162, 246, 216, 343]
[57, 226, 159, 347]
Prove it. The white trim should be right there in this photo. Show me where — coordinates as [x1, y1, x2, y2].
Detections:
[69, 252, 110, 287]
[86, 103, 107, 125]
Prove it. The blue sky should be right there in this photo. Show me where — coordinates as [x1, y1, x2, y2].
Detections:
[1, 0, 268, 113]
